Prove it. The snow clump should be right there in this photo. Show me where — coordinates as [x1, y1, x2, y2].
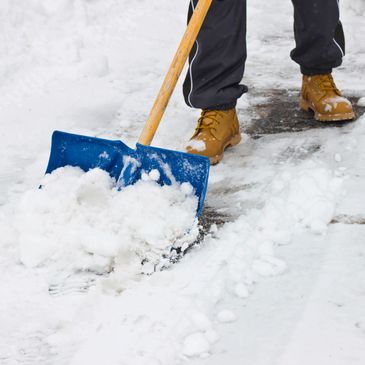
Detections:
[259, 161, 342, 236]
[182, 332, 211, 358]
[14, 166, 198, 274]
[357, 97, 365, 107]
[216, 310, 237, 323]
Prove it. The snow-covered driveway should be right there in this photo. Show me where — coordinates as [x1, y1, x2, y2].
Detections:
[0, 1, 364, 364]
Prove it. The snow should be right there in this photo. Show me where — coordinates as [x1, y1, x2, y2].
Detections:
[335, 153, 342, 162]
[216, 310, 237, 324]
[326, 96, 352, 106]
[187, 139, 207, 152]
[0, 0, 364, 365]
[182, 333, 211, 358]
[325, 103, 333, 112]
[358, 97, 365, 107]
[11, 166, 198, 272]
[343, 0, 365, 15]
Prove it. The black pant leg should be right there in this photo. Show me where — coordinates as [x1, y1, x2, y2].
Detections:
[183, 0, 247, 110]
[291, 0, 345, 75]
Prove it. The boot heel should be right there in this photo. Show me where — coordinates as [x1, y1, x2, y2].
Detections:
[300, 98, 311, 112]
[229, 133, 242, 147]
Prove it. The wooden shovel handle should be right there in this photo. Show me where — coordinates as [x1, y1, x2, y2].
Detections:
[138, 0, 213, 146]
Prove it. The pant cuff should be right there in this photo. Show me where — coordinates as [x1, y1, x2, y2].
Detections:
[301, 66, 333, 76]
[204, 101, 237, 111]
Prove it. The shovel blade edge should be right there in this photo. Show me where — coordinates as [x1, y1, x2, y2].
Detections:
[46, 131, 210, 216]
[46, 131, 136, 181]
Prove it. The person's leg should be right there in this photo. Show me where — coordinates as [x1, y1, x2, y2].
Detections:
[290, 0, 354, 121]
[183, 0, 247, 111]
[291, 0, 344, 75]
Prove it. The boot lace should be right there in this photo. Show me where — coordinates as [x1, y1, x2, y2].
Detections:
[195, 110, 221, 136]
[317, 74, 340, 95]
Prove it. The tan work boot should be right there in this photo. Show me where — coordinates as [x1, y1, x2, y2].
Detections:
[300, 74, 355, 122]
[186, 109, 241, 165]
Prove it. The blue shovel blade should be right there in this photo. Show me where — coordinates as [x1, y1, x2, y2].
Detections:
[46, 131, 210, 216]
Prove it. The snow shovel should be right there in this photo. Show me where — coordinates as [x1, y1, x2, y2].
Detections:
[45, 0, 212, 216]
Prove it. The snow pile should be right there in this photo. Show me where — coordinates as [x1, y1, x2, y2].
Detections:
[80, 161, 341, 363]
[0, 0, 362, 363]
[195, 162, 342, 309]
[260, 161, 342, 236]
[165, 162, 342, 359]
[13, 160, 340, 365]
[13, 166, 198, 274]
[0, 0, 104, 75]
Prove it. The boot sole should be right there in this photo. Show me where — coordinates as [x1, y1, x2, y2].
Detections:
[300, 98, 355, 122]
[210, 133, 242, 165]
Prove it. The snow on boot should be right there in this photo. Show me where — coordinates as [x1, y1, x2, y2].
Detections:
[300, 74, 355, 122]
[186, 109, 241, 165]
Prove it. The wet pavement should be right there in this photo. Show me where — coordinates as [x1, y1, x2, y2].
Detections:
[241, 89, 364, 138]
[199, 88, 365, 230]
